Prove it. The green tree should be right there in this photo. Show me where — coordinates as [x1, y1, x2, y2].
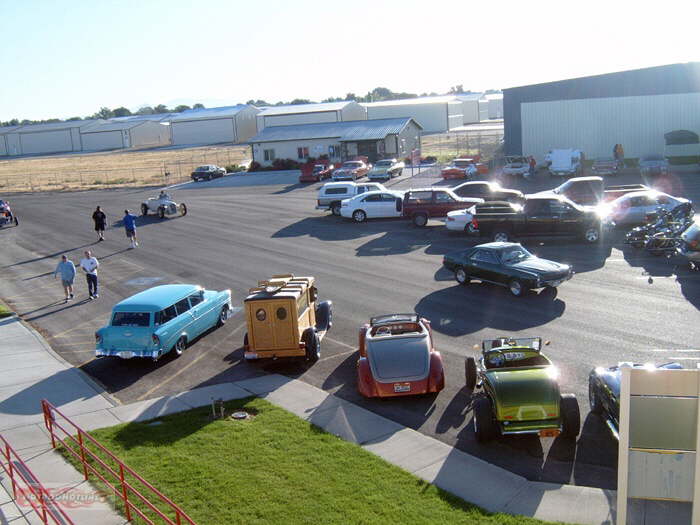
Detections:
[153, 104, 169, 114]
[66, 116, 83, 121]
[289, 98, 312, 105]
[112, 107, 131, 117]
[93, 107, 114, 119]
[344, 93, 357, 101]
[136, 106, 155, 115]
[192, 103, 205, 109]
[173, 104, 191, 112]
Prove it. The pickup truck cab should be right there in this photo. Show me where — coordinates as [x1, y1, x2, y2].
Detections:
[317, 182, 387, 215]
[538, 176, 650, 206]
[469, 195, 602, 243]
[402, 188, 482, 227]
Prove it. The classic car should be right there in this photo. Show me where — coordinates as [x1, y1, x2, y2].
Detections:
[367, 159, 405, 181]
[501, 156, 531, 177]
[357, 314, 444, 398]
[95, 284, 232, 361]
[340, 190, 404, 222]
[598, 190, 689, 226]
[191, 165, 226, 181]
[443, 242, 573, 297]
[441, 158, 478, 180]
[679, 219, 700, 270]
[588, 362, 683, 439]
[141, 192, 188, 219]
[243, 274, 332, 363]
[468, 196, 603, 243]
[299, 162, 335, 183]
[316, 182, 387, 215]
[638, 154, 670, 178]
[451, 181, 523, 203]
[591, 157, 620, 176]
[402, 188, 482, 227]
[466, 337, 580, 442]
[0, 199, 18, 227]
[332, 160, 371, 181]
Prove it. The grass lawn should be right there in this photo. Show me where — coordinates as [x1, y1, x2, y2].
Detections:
[0, 299, 12, 318]
[62, 397, 567, 525]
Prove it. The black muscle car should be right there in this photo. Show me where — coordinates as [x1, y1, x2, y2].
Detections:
[588, 362, 683, 439]
[442, 242, 573, 297]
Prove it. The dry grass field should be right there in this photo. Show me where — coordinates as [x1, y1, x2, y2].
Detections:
[0, 144, 250, 192]
[421, 128, 503, 163]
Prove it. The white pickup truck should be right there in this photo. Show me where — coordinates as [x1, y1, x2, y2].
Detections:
[548, 149, 584, 177]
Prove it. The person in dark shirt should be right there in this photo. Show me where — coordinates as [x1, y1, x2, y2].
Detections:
[92, 206, 106, 241]
[123, 209, 138, 249]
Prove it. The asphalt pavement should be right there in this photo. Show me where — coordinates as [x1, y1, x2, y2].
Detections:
[1, 166, 699, 490]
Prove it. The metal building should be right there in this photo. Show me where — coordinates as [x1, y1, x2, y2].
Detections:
[80, 120, 170, 152]
[503, 62, 700, 161]
[362, 96, 463, 133]
[454, 93, 483, 124]
[0, 126, 22, 156]
[481, 93, 503, 119]
[248, 118, 422, 166]
[169, 105, 260, 146]
[256, 101, 366, 131]
[0, 120, 99, 156]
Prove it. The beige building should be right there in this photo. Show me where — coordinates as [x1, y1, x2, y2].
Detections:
[362, 96, 463, 133]
[80, 120, 170, 151]
[169, 105, 260, 146]
[0, 120, 100, 156]
[256, 101, 366, 131]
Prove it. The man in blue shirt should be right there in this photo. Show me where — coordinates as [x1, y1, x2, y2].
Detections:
[53, 254, 76, 302]
[123, 209, 138, 249]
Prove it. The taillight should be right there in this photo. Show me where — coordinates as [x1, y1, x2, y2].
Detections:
[471, 217, 478, 228]
[691, 240, 699, 249]
[152, 334, 160, 346]
[447, 216, 455, 221]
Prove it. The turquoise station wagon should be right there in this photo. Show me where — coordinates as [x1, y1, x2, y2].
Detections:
[95, 284, 232, 360]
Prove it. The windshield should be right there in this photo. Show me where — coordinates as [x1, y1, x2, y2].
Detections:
[375, 160, 392, 167]
[552, 181, 571, 194]
[641, 155, 664, 162]
[112, 312, 150, 327]
[500, 246, 532, 264]
[454, 160, 473, 167]
[343, 162, 362, 168]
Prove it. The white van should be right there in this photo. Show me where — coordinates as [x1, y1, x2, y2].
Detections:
[316, 182, 387, 215]
[549, 149, 584, 177]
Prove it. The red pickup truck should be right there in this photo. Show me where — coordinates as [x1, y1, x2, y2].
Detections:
[402, 188, 483, 227]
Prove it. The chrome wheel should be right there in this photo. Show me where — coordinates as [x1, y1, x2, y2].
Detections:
[585, 228, 600, 243]
[509, 279, 523, 297]
[174, 337, 186, 356]
[353, 210, 366, 223]
[493, 231, 509, 242]
[455, 267, 469, 285]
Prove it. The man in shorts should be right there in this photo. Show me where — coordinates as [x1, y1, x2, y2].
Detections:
[53, 254, 76, 302]
[123, 209, 138, 249]
[92, 205, 106, 242]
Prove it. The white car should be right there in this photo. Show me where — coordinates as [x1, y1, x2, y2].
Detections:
[445, 207, 476, 232]
[598, 190, 688, 226]
[340, 190, 404, 222]
[367, 159, 405, 181]
[316, 182, 387, 215]
[502, 156, 531, 177]
[141, 192, 187, 218]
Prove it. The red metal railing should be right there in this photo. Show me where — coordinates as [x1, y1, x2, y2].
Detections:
[0, 434, 76, 524]
[41, 399, 197, 525]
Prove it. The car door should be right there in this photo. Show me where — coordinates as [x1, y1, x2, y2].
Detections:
[523, 199, 554, 236]
[433, 190, 457, 218]
[380, 193, 401, 217]
[173, 297, 196, 339]
[188, 291, 213, 332]
[359, 193, 383, 218]
[468, 249, 502, 283]
[551, 200, 579, 235]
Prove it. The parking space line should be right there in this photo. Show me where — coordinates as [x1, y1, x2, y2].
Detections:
[318, 349, 356, 363]
[136, 323, 246, 401]
[52, 318, 101, 339]
[323, 336, 356, 351]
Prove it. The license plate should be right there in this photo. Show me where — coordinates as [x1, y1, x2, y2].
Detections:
[539, 428, 560, 438]
[394, 383, 411, 393]
[118, 351, 135, 359]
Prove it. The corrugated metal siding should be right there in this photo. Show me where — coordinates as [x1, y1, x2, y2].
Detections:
[20, 130, 74, 154]
[171, 118, 235, 145]
[366, 104, 447, 133]
[81, 130, 124, 151]
[249, 118, 414, 143]
[521, 93, 700, 161]
[264, 111, 338, 128]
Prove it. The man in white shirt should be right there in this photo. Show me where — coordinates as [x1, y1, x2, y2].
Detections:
[80, 250, 100, 299]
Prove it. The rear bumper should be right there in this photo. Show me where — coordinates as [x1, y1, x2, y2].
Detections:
[244, 348, 305, 360]
[96, 348, 164, 359]
[499, 419, 561, 435]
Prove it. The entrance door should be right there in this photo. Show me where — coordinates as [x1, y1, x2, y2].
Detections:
[357, 141, 378, 163]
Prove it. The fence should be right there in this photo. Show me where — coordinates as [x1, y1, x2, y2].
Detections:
[0, 434, 76, 524]
[0, 145, 250, 193]
[421, 128, 503, 164]
[41, 399, 198, 525]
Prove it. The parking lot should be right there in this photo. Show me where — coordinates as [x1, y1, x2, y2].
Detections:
[1, 165, 699, 490]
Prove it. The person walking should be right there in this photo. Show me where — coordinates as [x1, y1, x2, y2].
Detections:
[80, 250, 99, 299]
[53, 254, 76, 302]
[92, 206, 106, 242]
[123, 209, 138, 249]
[528, 156, 537, 178]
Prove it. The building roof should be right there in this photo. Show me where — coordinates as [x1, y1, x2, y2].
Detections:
[454, 93, 485, 101]
[362, 96, 462, 107]
[110, 113, 175, 123]
[81, 120, 161, 133]
[170, 105, 255, 122]
[257, 101, 358, 116]
[482, 93, 503, 101]
[248, 118, 421, 143]
[13, 120, 101, 133]
[113, 284, 201, 312]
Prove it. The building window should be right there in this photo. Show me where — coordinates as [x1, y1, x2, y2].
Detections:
[297, 147, 309, 159]
[329, 145, 341, 158]
[263, 149, 275, 162]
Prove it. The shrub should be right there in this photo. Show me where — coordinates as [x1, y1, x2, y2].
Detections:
[225, 164, 246, 173]
[247, 161, 262, 172]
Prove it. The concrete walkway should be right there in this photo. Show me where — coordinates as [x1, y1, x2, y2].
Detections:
[0, 315, 680, 525]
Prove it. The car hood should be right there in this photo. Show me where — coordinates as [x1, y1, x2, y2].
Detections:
[486, 367, 560, 421]
[447, 209, 472, 218]
[507, 257, 570, 276]
[640, 161, 667, 168]
[367, 336, 430, 382]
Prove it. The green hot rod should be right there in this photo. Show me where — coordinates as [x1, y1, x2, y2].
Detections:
[465, 337, 580, 442]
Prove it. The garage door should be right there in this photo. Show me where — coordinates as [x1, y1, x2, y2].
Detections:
[171, 119, 234, 145]
[0, 137, 7, 156]
[82, 131, 124, 152]
[20, 130, 73, 154]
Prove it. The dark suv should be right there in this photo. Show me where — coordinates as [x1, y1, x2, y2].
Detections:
[402, 188, 482, 227]
[191, 165, 226, 181]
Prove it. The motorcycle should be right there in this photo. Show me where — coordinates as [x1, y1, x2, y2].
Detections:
[626, 202, 694, 249]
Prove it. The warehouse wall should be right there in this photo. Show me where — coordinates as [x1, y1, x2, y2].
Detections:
[521, 93, 700, 161]
[171, 118, 235, 145]
[461, 100, 481, 124]
[20, 130, 74, 154]
[130, 122, 170, 147]
[259, 111, 338, 130]
[365, 104, 445, 133]
[340, 103, 367, 122]
[0, 136, 7, 156]
[5, 133, 20, 155]
[235, 107, 259, 142]
[252, 137, 340, 166]
[81, 131, 124, 151]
